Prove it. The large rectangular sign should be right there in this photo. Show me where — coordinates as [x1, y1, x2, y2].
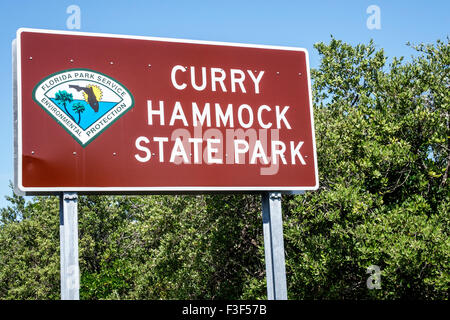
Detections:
[14, 28, 318, 194]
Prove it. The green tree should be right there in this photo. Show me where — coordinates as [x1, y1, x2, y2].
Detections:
[283, 37, 449, 299]
[72, 102, 85, 125]
[0, 38, 448, 300]
[54, 90, 75, 122]
[0, 192, 263, 299]
[0, 191, 60, 299]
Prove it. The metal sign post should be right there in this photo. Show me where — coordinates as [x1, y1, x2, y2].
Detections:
[262, 192, 288, 300]
[59, 192, 80, 300]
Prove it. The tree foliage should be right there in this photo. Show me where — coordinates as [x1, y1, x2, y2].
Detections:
[284, 37, 449, 299]
[1, 38, 448, 299]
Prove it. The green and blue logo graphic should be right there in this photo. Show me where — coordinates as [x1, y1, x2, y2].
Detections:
[33, 69, 134, 146]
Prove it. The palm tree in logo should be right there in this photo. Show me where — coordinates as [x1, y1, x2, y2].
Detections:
[54, 90, 75, 122]
[72, 102, 85, 125]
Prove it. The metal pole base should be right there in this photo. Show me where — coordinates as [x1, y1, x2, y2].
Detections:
[262, 192, 288, 300]
[59, 192, 80, 300]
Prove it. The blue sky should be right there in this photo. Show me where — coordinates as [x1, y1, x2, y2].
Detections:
[0, 0, 448, 208]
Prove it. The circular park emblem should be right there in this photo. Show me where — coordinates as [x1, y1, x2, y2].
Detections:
[33, 69, 134, 147]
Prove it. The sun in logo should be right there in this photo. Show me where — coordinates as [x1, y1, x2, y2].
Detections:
[82, 84, 102, 103]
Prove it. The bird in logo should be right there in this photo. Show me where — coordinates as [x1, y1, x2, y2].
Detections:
[69, 84, 102, 112]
